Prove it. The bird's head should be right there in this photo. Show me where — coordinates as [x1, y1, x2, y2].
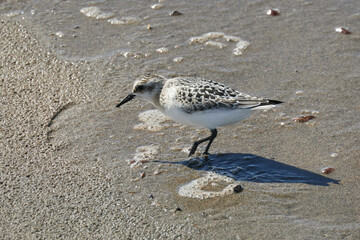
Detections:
[116, 74, 166, 107]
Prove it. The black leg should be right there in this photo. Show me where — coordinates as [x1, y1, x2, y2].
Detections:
[188, 129, 218, 157]
[203, 129, 218, 155]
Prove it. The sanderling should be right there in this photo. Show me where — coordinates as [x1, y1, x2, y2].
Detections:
[117, 74, 282, 157]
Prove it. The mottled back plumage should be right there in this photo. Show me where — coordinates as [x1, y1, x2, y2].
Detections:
[160, 76, 268, 113]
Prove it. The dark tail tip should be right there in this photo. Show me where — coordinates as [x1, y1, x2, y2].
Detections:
[268, 100, 283, 105]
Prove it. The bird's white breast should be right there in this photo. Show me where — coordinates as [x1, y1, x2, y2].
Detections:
[164, 107, 252, 129]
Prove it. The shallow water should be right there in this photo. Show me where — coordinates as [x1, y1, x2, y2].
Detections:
[1, 0, 360, 239]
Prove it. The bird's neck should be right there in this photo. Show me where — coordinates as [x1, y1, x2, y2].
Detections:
[150, 83, 165, 112]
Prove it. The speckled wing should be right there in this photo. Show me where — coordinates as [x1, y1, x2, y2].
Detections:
[171, 77, 266, 113]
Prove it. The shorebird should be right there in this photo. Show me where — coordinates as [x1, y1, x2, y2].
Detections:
[116, 74, 282, 157]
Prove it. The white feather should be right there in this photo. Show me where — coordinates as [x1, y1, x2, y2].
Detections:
[165, 107, 252, 129]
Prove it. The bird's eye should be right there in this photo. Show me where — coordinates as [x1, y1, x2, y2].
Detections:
[137, 85, 145, 91]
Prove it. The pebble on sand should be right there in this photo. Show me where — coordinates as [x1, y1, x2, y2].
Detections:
[170, 11, 183, 16]
[321, 167, 335, 174]
[335, 27, 351, 34]
[266, 9, 279, 16]
[233, 185, 243, 193]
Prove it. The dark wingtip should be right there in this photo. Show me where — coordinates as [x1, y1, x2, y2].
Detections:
[268, 100, 283, 105]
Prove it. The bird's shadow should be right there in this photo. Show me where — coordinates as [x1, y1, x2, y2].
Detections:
[155, 153, 339, 186]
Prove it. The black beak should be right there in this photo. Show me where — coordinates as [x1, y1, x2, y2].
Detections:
[116, 93, 135, 107]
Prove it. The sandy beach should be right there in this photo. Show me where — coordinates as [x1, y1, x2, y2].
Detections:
[1, 1, 360, 239]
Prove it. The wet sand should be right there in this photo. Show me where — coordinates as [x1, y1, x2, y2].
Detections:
[1, 1, 360, 238]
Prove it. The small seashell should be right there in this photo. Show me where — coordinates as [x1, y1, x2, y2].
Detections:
[321, 167, 335, 174]
[335, 27, 351, 34]
[267, 9, 279, 16]
[293, 115, 315, 123]
[170, 11, 183, 16]
[151, 4, 163, 10]
[173, 57, 184, 63]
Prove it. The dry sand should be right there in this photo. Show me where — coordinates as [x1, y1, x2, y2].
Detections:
[0, 18, 197, 239]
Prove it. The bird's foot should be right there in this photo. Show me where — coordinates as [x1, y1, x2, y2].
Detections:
[188, 150, 195, 158]
[188, 145, 198, 157]
[201, 151, 209, 157]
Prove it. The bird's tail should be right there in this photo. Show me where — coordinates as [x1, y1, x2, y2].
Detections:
[251, 99, 283, 110]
